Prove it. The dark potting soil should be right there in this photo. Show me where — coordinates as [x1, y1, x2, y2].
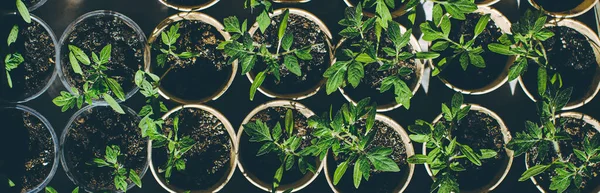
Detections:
[441, 110, 506, 191]
[522, 26, 597, 103]
[152, 108, 232, 190]
[527, 117, 600, 192]
[0, 15, 55, 102]
[239, 106, 316, 188]
[251, 14, 330, 95]
[436, 13, 509, 90]
[151, 20, 231, 102]
[63, 106, 146, 192]
[535, 0, 584, 13]
[0, 108, 54, 193]
[61, 15, 143, 99]
[163, 0, 211, 6]
[341, 29, 418, 107]
[329, 120, 408, 193]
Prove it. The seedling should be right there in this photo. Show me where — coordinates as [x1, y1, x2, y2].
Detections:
[45, 186, 79, 193]
[90, 145, 142, 192]
[301, 98, 400, 188]
[52, 44, 126, 114]
[407, 93, 498, 193]
[221, 9, 320, 100]
[488, 10, 557, 95]
[403, 0, 478, 23]
[16, 0, 31, 23]
[5, 25, 23, 88]
[325, 4, 438, 109]
[153, 23, 201, 81]
[243, 109, 317, 190]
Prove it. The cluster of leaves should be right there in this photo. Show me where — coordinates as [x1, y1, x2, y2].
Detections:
[243, 109, 316, 190]
[91, 145, 142, 192]
[5, 25, 23, 88]
[155, 23, 199, 69]
[422, 6, 490, 76]
[325, 4, 437, 109]
[16, 0, 31, 23]
[52, 44, 126, 114]
[300, 98, 400, 188]
[488, 10, 558, 94]
[45, 187, 79, 193]
[407, 93, 498, 193]
[221, 9, 317, 101]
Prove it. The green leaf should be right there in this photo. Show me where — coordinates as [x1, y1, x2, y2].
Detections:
[175, 159, 185, 171]
[537, 67, 547, 96]
[16, 0, 31, 23]
[549, 168, 573, 193]
[367, 154, 400, 172]
[129, 169, 142, 188]
[100, 44, 112, 64]
[488, 43, 515, 55]
[353, 158, 363, 188]
[441, 103, 452, 121]
[224, 16, 241, 33]
[415, 52, 440, 59]
[8, 178, 15, 188]
[294, 48, 312, 60]
[440, 16, 451, 36]
[407, 154, 428, 164]
[257, 142, 277, 156]
[479, 149, 498, 159]
[243, 120, 272, 142]
[573, 149, 587, 161]
[272, 123, 282, 141]
[103, 93, 125, 114]
[114, 175, 127, 191]
[281, 32, 293, 51]
[508, 58, 527, 81]
[45, 187, 58, 193]
[7, 25, 18, 46]
[257, 10, 270, 34]
[93, 158, 110, 167]
[241, 55, 257, 74]
[69, 52, 83, 75]
[347, 61, 364, 88]
[72, 187, 79, 193]
[284, 55, 301, 76]
[273, 164, 284, 189]
[519, 164, 551, 181]
[474, 14, 491, 37]
[450, 162, 466, 172]
[431, 41, 449, 51]
[325, 62, 347, 94]
[451, 93, 463, 112]
[460, 145, 482, 166]
[333, 161, 348, 185]
[250, 71, 266, 100]
[68, 45, 91, 65]
[105, 78, 125, 101]
[285, 109, 294, 136]
[469, 53, 485, 68]
[278, 9, 290, 42]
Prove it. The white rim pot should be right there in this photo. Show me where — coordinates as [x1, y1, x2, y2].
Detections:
[158, 0, 220, 12]
[145, 12, 237, 105]
[323, 114, 415, 193]
[148, 104, 237, 193]
[236, 100, 323, 193]
[518, 18, 600, 110]
[424, 104, 514, 193]
[247, 8, 334, 100]
[528, 0, 598, 18]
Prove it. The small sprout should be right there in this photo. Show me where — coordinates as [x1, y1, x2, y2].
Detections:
[5, 25, 24, 89]
[8, 178, 15, 187]
[91, 145, 142, 192]
[16, 0, 31, 23]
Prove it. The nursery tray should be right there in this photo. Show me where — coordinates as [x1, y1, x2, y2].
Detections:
[6, 0, 600, 192]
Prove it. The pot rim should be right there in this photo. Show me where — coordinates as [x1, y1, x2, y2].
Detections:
[148, 104, 237, 193]
[476, 0, 501, 7]
[423, 104, 514, 193]
[246, 8, 334, 100]
[432, 6, 516, 95]
[236, 100, 323, 193]
[342, 0, 412, 17]
[145, 12, 237, 105]
[336, 22, 425, 112]
[0, 105, 59, 193]
[158, 0, 220, 12]
[59, 104, 149, 193]
[27, 0, 47, 11]
[323, 113, 416, 193]
[525, 111, 600, 193]
[58, 10, 146, 105]
[517, 18, 600, 110]
[272, 0, 311, 3]
[528, 0, 599, 18]
[1, 12, 59, 103]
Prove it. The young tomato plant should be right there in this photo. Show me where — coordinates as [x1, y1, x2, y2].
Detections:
[5, 25, 23, 88]
[221, 9, 320, 100]
[301, 98, 400, 188]
[243, 109, 316, 190]
[407, 93, 498, 193]
[325, 4, 438, 109]
[153, 23, 201, 81]
[487, 10, 557, 96]
[91, 145, 142, 192]
[52, 44, 126, 114]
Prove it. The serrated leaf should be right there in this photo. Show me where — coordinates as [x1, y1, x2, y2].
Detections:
[347, 61, 364, 88]
[284, 55, 301, 76]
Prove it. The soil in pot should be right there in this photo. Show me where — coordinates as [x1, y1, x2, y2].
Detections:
[0, 108, 54, 193]
[527, 117, 600, 192]
[250, 13, 329, 95]
[239, 106, 316, 188]
[327, 120, 408, 193]
[0, 15, 55, 102]
[62, 106, 146, 192]
[439, 110, 506, 191]
[150, 20, 231, 102]
[534, 0, 584, 13]
[522, 26, 597, 103]
[152, 108, 232, 190]
[435, 13, 509, 91]
[341, 29, 418, 107]
[162, 0, 212, 6]
[61, 15, 143, 98]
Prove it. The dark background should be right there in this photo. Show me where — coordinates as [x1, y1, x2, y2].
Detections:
[5, 0, 600, 192]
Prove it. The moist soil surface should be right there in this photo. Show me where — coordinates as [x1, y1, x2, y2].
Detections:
[153, 108, 232, 190]
[440, 110, 506, 191]
[436, 13, 509, 91]
[329, 120, 408, 193]
[239, 106, 316, 188]
[535, 0, 584, 12]
[163, 0, 212, 6]
[0, 15, 55, 102]
[151, 20, 231, 102]
[522, 26, 597, 103]
[250, 13, 329, 96]
[341, 29, 418, 107]
[63, 106, 146, 192]
[61, 14, 143, 99]
[527, 117, 600, 192]
[0, 108, 54, 193]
